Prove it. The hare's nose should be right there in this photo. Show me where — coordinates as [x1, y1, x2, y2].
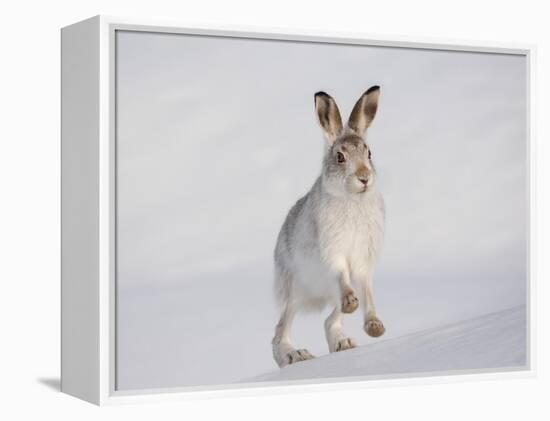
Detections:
[358, 176, 369, 186]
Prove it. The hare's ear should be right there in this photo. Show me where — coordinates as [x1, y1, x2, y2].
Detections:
[315, 91, 343, 144]
[347, 86, 380, 137]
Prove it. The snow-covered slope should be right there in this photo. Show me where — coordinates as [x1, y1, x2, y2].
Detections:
[251, 306, 527, 382]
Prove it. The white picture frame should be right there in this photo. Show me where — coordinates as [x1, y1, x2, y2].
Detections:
[61, 15, 535, 405]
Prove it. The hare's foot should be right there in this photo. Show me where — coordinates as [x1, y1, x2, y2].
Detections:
[335, 337, 357, 352]
[365, 317, 385, 337]
[342, 290, 359, 313]
[341, 290, 359, 314]
[286, 349, 315, 365]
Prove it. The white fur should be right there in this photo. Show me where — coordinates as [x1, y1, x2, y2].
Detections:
[272, 89, 385, 368]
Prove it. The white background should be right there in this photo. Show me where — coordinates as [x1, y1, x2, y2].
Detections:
[115, 30, 527, 388]
[0, 0, 547, 419]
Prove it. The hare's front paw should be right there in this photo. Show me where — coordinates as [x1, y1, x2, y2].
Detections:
[286, 349, 315, 365]
[341, 290, 359, 314]
[335, 337, 357, 352]
[365, 317, 385, 337]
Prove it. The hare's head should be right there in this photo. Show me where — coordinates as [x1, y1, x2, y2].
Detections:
[315, 87, 380, 195]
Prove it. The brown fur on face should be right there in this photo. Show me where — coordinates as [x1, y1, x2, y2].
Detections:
[355, 164, 369, 180]
[325, 133, 375, 194]
[315, 88, 380, 195]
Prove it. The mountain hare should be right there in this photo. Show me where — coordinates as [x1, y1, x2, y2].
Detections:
[272, 87, 385, 367]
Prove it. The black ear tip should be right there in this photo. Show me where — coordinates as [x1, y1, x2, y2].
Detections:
[315, 91, 330, 99]
[365, 85, 380, 95]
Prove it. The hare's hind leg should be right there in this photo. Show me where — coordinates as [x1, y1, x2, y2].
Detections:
[272, 303, 315, 367]
[324, 307, 357, 353]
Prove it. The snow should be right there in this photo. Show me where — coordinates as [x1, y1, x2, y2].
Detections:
[251, 306, 527, 383]
[114, 31, 527, 390]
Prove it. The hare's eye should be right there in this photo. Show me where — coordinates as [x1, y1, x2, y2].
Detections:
[368, 150, 372, 160]
[337, 152, 346, 163]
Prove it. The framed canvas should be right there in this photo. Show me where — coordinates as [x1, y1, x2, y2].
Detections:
[61, 15, 535, 405]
